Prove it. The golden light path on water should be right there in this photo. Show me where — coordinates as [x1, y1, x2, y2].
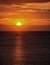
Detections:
[13, 32, 25, 65]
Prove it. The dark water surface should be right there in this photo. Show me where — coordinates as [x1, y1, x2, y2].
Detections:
[0, 31, 49, 65]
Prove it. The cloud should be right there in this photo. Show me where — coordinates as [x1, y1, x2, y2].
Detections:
[21, 2, 50, 10]
[0, 2, 50, 12]
[0, 2, 50, 19]
[0, 0, 50, 5]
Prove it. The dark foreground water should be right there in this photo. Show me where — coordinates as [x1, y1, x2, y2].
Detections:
[0, 31, 49, 65]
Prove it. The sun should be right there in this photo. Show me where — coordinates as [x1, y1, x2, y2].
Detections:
[16, 22, 22, 26]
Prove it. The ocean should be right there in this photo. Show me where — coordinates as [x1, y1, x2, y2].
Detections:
[0, 31, 49, 65]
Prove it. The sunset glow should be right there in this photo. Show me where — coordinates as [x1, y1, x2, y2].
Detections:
[0, 0, 50, 65]
[0, 0, 50, 31]
[16, 22, 22, 26]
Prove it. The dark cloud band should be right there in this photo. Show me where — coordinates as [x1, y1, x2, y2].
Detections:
[0, 0, 50, 4]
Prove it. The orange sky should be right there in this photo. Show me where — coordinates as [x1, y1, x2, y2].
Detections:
[0, 2, 50, 31]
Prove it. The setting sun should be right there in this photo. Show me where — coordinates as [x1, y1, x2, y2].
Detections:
[16, 22, 22, 26]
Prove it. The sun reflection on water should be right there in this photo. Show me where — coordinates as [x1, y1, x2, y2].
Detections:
[14, 32, 25, 65]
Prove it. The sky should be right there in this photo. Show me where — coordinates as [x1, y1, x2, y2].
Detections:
[0, 0, 50, 31]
